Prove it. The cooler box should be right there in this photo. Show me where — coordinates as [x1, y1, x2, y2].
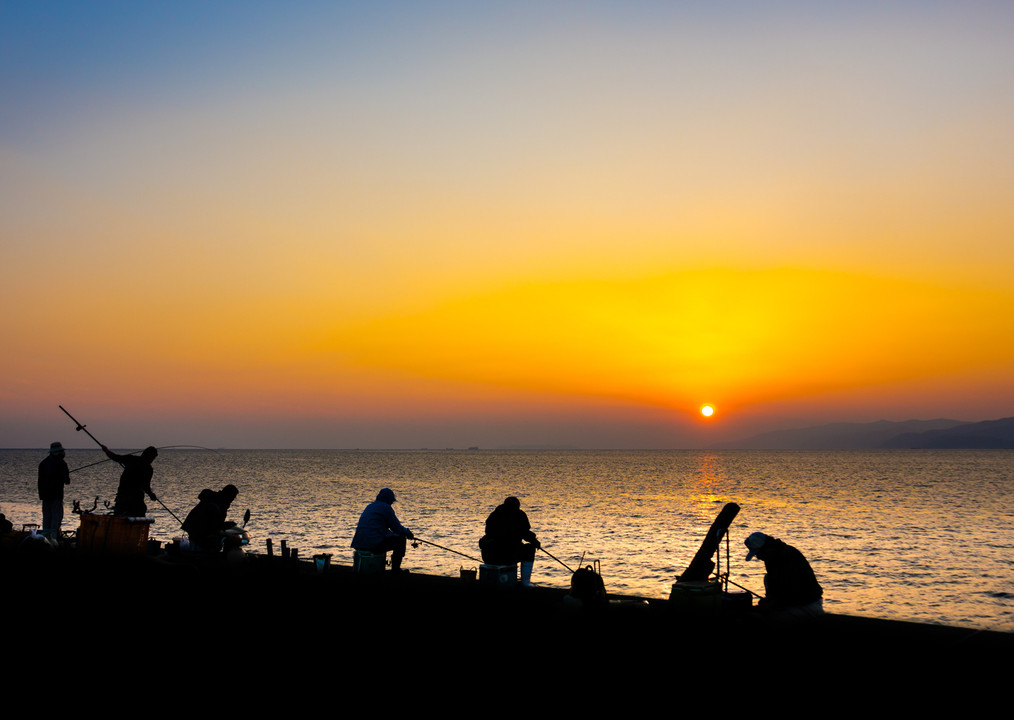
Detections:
[669, 579, 723, 611]
[77, 513, 153, 555]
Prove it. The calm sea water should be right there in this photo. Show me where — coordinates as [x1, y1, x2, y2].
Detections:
[2, 449, 1011, 632]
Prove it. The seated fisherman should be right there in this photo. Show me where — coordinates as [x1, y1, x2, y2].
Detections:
[479, 496, 541, 587]
[744, 531, 824, 618]
[351, 488, 413, 573]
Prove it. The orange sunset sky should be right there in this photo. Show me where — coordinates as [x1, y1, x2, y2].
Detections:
[2, 2, 1013, 449]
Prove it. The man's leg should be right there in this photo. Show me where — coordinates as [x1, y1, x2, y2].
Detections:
[379, 535, 408, 571]
[519, 542, 537, 586]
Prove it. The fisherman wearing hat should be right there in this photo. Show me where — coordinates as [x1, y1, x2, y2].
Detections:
[744, 531, 824, 617]
[351, 488, 414, 573]
[38, 441, 70, 540]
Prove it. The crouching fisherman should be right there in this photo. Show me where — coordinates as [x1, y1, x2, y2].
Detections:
[182, 484, 240, 552]
[744, 532, 824, 618]
[479, 496, 541, 587]
[351, 488, 414, 573]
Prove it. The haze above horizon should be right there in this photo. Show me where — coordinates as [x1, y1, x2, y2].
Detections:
[3, 2, 1013, 450]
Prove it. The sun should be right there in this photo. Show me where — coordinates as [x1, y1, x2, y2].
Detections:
[701, 404, 715, 418]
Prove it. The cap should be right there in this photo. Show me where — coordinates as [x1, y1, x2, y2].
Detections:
[745, 532, 768, 561]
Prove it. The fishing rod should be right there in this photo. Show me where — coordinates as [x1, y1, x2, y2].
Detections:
[69, 457, 115, 474]
[538, 546, 575, 574]
[155, 498, 184, 527]
[58, 405, 185, 526]
[722, 576, 763, 599]
[59, 405, 104, 448]
[411, 537, 481, 563]
[417, 536, 574, 573]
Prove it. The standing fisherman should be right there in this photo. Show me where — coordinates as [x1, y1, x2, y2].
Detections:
[38, 441, 70, 539]
[101, 444, 158, 517]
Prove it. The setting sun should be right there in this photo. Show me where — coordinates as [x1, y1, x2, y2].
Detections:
[3, 3, 1014, 450]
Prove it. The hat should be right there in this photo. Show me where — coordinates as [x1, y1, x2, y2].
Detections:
[49, 441, 65, 455]
[744, 532, 768, 561]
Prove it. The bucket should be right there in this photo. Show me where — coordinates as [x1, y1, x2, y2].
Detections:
[313, 553, 332, 573]
[460, 566, 477, 582]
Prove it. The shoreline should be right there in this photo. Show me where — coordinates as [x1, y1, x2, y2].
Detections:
[5, 538, 1010, 702]
[9, 543, 1010, 651]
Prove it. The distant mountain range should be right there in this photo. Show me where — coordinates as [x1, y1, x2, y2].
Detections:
[721, 417, 1014, 450]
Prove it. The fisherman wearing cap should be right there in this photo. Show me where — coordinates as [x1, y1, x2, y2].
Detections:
[101, 444, 158, 517]
[479, 496, 541, 587]
[744, 531, 824, 617]
[182, 484, 240, 552]
[38, 441, 70, 539]
[351, 488, 414, 573]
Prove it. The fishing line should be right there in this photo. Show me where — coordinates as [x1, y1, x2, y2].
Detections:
[69, 445, 222, 474]
[157, 445, 223, 453]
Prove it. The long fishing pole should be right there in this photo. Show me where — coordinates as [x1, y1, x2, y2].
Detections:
[155, 498, 184, 526]
[59, 405, 185, 526]
[59, 405, 104, 448]
[538, 546, 575, 574]
[411, 537, 481, 563]
[69, 457, 115, 474]
[722, 576, 763, 599]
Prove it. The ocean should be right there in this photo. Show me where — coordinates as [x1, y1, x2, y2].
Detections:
[2, 448, 1011, 632]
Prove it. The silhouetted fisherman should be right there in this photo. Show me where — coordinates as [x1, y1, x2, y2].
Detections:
[744, 532, 824, 617]
[479, 496, 541, 586]
[38, 441, 70, 539]
[351, 488, 414, 573]
[101, 444, 158, 517]
[182, 485, 239, 552]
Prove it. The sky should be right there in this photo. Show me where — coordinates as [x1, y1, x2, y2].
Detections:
[2, 1, 1013, 449]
